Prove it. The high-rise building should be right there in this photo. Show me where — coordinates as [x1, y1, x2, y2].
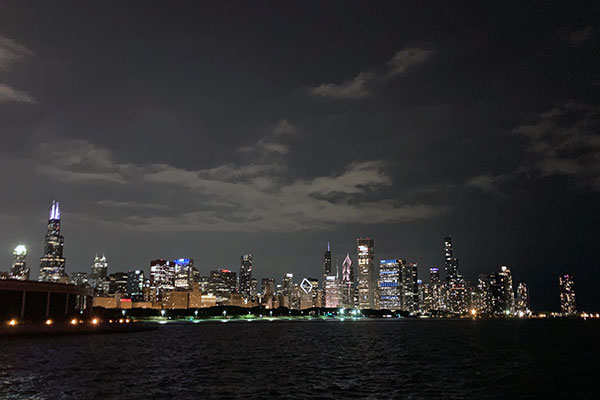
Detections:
[378, 259, 401, 310]
[249, 278, 258, 297]
[341, 253, 354, 308]
[401, 262, 418, 312]
[39, 201, 67, 283]
[89, 254, 108, 291]
[239, 254, 253, 298]
[9, 245, 29, 280]
[70, 272, 88, 286]
[107, 272, 128, 295]
[444, 236, 459, 283]
[262, 278, 275, 309]
[127, 270, 145, 301]
[559, 274, 576, 316]
[209, 268, 237, 301]
[281, 273, 293, 308]
[357, 237, 375, 309]
[429, 267, 444, 311]
[173, 258, 194, 289]
[498, 266, 515, 314]
[515, 280, 531, 317]
[150, 259, 174, 300]
[323, 242, 332, 289]
[324, 275, 341, 308]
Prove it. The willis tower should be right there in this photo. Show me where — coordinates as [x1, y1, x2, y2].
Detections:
[39, 200, 67, 283]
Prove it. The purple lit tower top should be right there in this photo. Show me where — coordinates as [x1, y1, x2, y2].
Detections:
[49, 200, 61, 220]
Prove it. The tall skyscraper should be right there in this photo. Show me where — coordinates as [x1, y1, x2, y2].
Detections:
[262, 278, 275, 309]
[499, 266, 515, 313]
[444, 236, 459, 283]
[39, 201, 67, 283]
[89, 254, 108, 291]
[173, 258, 194, 289]
[378, 259, 401, 310]
[323, 242, 332, 289]
[9, 245, 29, 280]
[127, 270, 145, 301]
[559, 274, 577, 316]
[341, 253, 354, 308]
[324, 276, 341, 308]
[429, 267, 444, 311]
[209, 268, 237, 301]
[239, 254, 253, 298]
[515, 280, 531, 316]
[357, 237, 375, 309]
[281, 273, 293, 308]
[150, 259, 174, 300]
[401, 262, 418, 312]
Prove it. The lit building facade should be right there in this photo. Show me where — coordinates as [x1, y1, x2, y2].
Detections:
[378, 259, 401, 310]
[559, 274, 576, 316]
[127, 270, 145, 301]
[324, 275, 341, 308]
[323, 242, 332, 289]
[444, 236, 459, 283]
[173, 258, 194, 289]
[70, 272, 88, 286]
[89, 254, 108, 292]
[357, 237, 375, 309]
[239, 254, 253, 298]
[150, 259, 174, 300]
[499, 266, 515, 314]
[341, 253, 354, 308]
[401, 262, 418, 312]
[262, 277, 275, 308]
[209, 268, 237, 301]
[39, 201, 67, 283]
[9, 245, 29, 280]
[515, 280, 531, 316]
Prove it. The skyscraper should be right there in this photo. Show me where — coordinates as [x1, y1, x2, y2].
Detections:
[559, 274, 577, 316]
[9, 245, 29, 280]
[401, 262, 418, 313]
[515, 280, 531, 317]
[239, 254, 253, 298]
[357, 237, 375, 309]
[173, 258, 194, 289]
[378, 259, 401, 310]
[429, 267, 444, 311]
[261, 278, 275, 308]
[209, 268, 237, 301]
[499, 266, 515, 314]
[127, 270, 145, 301]
[150, 259, 174, 300]
[444, 236, 458, 283]
[341, 253, 354, 308]
[324, 275, 341, 308]
[281, 273, 293, 308]
[323, 242, 332, 289]
[39, 201, 67, 283]
[89, 254, 108, 291]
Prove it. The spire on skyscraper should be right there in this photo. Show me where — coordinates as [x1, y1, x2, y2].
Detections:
[49, 200, 60, 220]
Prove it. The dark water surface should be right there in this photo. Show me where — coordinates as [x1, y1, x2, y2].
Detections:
[1, 319, 599, 399]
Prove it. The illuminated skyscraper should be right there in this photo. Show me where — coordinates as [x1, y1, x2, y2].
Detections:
[559, 274, 576, 316]
[515, 280, 530, 316]
[173, 258, 194, 289]
[357, 237, 375, 309]
[209, 268, 237, 299]
[444, 236, 458, 283]
[341, 253, 354, 307]
[401, 262, 418, 312]
[324, 275, 341, 308]
[429, 267, 444, 311]
[107, 272, 128, 295]
[323, 242, 332, 289]
[69, 272, 88, 286]
[499, 266, 515, 313]
[150, 259, 174, 300]
[39, 201, 67, 283]
[378, 259, 401, 310]
[89, 254, 108, 291]
[281, 273, 293, 308]
[261, 277, 275, 308]
[9, 245, 29, 280]
[127, 270, 145, 301]
[239, 254, 253, 298]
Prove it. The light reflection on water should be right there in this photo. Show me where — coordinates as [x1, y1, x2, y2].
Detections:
[0, 319, 598, 399]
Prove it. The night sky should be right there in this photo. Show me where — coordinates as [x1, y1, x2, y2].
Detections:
[1, 1, 598, 311]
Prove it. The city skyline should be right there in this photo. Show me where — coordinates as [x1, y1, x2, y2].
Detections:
[0, 200, 587, 314]
[1, 2, 599, 311]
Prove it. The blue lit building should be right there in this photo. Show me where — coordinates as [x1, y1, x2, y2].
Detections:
[378, 259, 402, 310]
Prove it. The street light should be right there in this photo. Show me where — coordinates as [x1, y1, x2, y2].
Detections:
[223, 310, 227, 318]
[194, 310, 198, 318]
[161, 309, 166, 317]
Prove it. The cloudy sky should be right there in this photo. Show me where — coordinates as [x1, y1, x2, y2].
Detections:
[1, 1, 598, 310]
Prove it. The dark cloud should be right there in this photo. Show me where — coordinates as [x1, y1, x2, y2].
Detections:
[0, 1, 599, 310]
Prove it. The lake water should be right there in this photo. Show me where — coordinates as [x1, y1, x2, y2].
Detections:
[1, 319, 598, 399]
